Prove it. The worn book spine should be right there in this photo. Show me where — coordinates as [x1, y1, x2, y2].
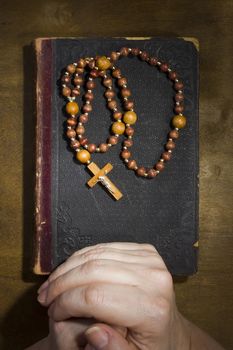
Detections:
[34, 38, 53, 274]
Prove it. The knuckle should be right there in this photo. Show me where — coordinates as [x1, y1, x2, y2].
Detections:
[80, 259, 104, 275]
[142, 243, 157, 252]
[158, 270, 173, 291]
[82, 247, 106, 262]
[84, 285, 105, 307]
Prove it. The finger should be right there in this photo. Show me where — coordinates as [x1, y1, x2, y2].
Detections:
[45, 245, 161, 286]
[40, 259, 155, 306]
[85, 323, 131, 350]
[48, 282, 153, 328]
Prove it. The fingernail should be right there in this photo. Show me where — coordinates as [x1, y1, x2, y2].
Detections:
[37, 280, 49, 294]
[37, 288, 48, 304]
[85, 326, 108, 349]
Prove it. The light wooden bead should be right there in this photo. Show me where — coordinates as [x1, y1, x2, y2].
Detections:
[172, 115, 187, 129]
[123, 111, 137, 125]
[66, 101, 79, 115]
[96, 56, 111, 70]
[111, 121, 125, 135]
[76, 150, 91, 163]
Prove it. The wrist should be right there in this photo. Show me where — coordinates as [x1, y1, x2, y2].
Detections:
[172, 310, 191, 350]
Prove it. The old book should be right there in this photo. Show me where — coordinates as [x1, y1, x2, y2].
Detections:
[34, 37, 199, 276]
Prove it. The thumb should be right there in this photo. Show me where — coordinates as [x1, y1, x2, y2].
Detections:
[84, 323, 130, 350]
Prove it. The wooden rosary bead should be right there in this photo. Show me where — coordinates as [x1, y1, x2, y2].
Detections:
[172, 115, 187, 129]
[147, 169, 158, 178]
[76, 67, 84, 74]
[62, 87, 71, 97]
[131, 47, 140, 55]
[121, 150, 131, 159]
[166, 140, 176, 150]
[108, 136, 118, 145]
[76, 125, 85, 135]
[62, 75, 70, 83]
[120, 47, 129, 56]
[71, 140, 80, 149]
[105, 90, 115, 99]
[136, 167, 146, 176]
[175, 93, 184, 102]
[86, 81, 95, 89]
[174, 81, 184, 90]
[121, 88, 131, 97]
[88, 60, 96, 69]
[85, 92, 94, 101]
[162, 151, 172, 161]
[123, 111, 137, 125]
[103, 78, 113, 87]
[125, 126, 134, 136]
[175, 105, 184, 114]
[108, 100, 117, 110]
[79, 114, 89, 123]
[88, 143, 97, 153]
[160, 63, 169, 72]
[67, 118, 77, 126]
[76, 149, 91, 163]
[169, 129, 179, 139]
[124, 139, 133, 147]
[113, 111, 122, 120]
[74, 77, 83, 85]
[155, 162, 165, 171]
[79, 137, 89, 146]
[127, 159, 137, 169]
[169, 71, 178, 80]
[90, 69, 99, 78]
[140, 51, 149, 61]
[149, 57, 158, 66]
[67, 64, 76, 73]
[83, 104, 92, 113]
[112, 121, 125, 135]
[96, 56, 111, 70]
[66, 101, 79, 115]
[99, 143, 109, 152]
[124, 101, 134, 110]
[110, 51, 119, 61]
[77, 59, 86, 68]
[118, 77, 127, 86]
[72, 88, 81, 97]
[112, 69, 121, 78]
[66, 129, 76, 138]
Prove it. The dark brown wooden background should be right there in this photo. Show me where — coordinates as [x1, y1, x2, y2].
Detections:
[0, 1, 232, 349]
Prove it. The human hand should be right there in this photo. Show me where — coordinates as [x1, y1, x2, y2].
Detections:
[37, 242, 190, 350]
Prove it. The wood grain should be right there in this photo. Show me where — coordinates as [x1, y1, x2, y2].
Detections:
[0, 0, 232, 349]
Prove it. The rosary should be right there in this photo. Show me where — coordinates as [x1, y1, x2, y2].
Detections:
[60, 47, 187, 200]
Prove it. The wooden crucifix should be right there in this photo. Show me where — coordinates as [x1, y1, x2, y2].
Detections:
[87, 162, 123, 200]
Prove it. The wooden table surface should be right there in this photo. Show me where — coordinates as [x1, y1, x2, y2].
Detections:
[0, 1, 232, 349]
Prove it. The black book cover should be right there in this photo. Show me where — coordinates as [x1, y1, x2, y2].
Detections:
[34, 37, 199, 276]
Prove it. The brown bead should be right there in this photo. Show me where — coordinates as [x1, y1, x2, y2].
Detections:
[80, 137, 88, 146]
[86, 81, 95, 89]
[76, 67, 84, 74]
[90, 69, 99, 78]
[76, 125, 85, 135]
[120, 47, 129, 56]
[67, 64, 76, 74]
[70, 140, 80, 149]
[174, 81, 184, 90]
[121, 150, 131, 159]
[99, 143, 109, 152]
[149, 57, 158, 66]
[108, 136, 118, 145]
[155, 162, 165, 171]
[169, 129, 179, 139]
[79, 114, 89, 123]
[125, 126, 134, 136]
[112, 121, 125, 135]
[108, 100, 117, 110]
[83, 104, 92, 113]
[113, 111, 122, 120]
[175, 105, 184, 114]
[121, 88, 131, 97]
[67, 118, 77, 126]
[98, 70, 106, 77]
[74, 77, 83, 85]
[76, 149, 90, 163]
[175, 93, 184, 102]
[62, 87, 71, 97]
[103, 78, 113, 87]
[105, 90, 115, 99]
[96, 56, 111, 70]
[112, 69, 121, 78]
[127, 160, 137, 169]
[62, 75, 70, 83]
[85, 92, 94, 101]
[77, 59, 86, 68]
[172, 115, 187, 129]
[147, 169, 158, 178]
[71, 88, 80, 97]
[66, 129, 76, 138]
[169, 71, 178, 80]
[110, 51, 119, 61]
[66, 101, 79, 115]
[118, 77, 127, 86]
[166, 140, 176, 150]
[140, 51, 149, 61]
[88, 143, 97, 153]
[162, 151, 172, 161]
[131, 48, 140, 56]
[160, 63, 169, 72]
[136, 167, 146, 176]
[124, 139, 133, 147]
[124, 101, 134, 110]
